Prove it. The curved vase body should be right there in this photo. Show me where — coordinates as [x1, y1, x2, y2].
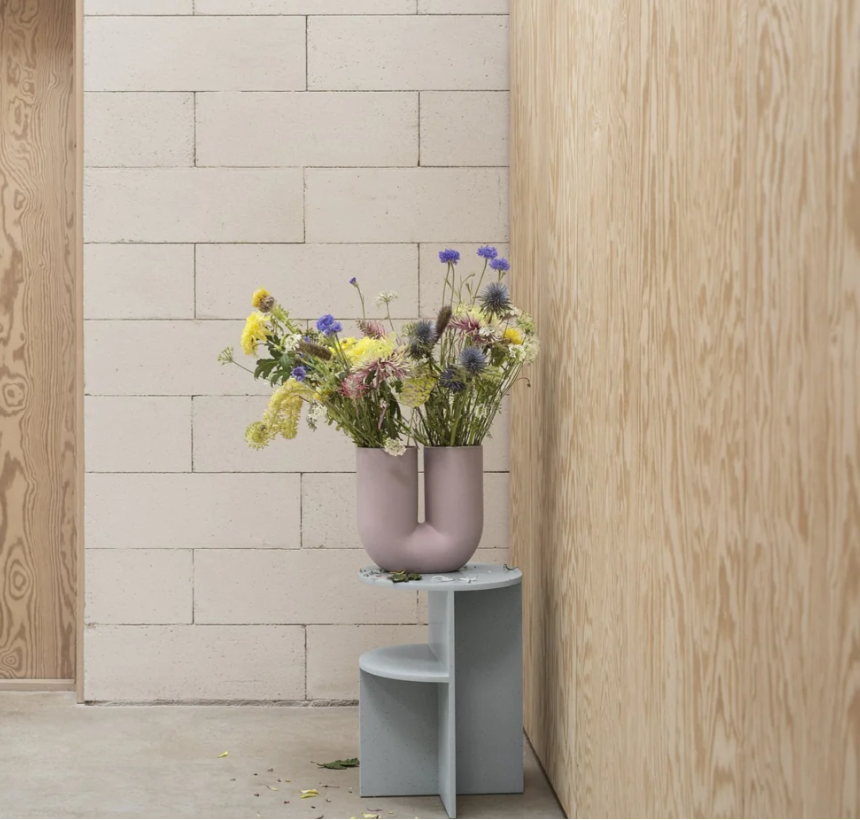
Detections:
[356, 446, 484, 573]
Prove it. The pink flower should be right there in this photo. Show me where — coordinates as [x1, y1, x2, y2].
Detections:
[356, 357, 409, 389]
[357, 319, 387, 339]
[449, 313, 483, 339]
[340, 373, 369, 400]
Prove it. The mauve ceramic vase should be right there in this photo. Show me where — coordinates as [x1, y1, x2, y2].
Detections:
[355, 445, 484, 573]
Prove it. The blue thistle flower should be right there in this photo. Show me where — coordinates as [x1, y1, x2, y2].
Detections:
[489, 257, 510, 273]
[291, 366, 307, 382]
[439, 249, 461, 264]
[316, 314, 343, 336]
[412, 320, 438, 347]
[477, 245, 498, 260]
[480, 281, 512, 316]
[459, 346, 488, 376]
[440, 366, 466, 393]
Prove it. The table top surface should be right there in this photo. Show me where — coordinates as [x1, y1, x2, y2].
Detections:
[358, 562, 522, 591]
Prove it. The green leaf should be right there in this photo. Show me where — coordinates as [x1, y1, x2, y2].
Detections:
[389, 571, 422, 584]
[316, 757, 360, 770]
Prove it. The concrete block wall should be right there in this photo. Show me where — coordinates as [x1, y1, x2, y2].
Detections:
[83, 0, 510, 702]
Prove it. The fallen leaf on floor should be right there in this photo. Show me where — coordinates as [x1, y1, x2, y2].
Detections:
[253, 793, 259, 797]
[301, 789, 321, 799]
[362, 813, 381, 819]
[217, 751, 229, 758]
[389, 570, 422, 583]
[267, 785, 279, 791]
[317, 758, 360, 770]
[267, 768, 274, 772]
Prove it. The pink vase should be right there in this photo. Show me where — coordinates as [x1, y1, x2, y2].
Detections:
[355, 445, 484, 573]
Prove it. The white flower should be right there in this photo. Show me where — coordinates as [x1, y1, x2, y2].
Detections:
[305, 402, 327, 431]
[282, 333, 301, 353]
[383, 437, 406, 457]
[374, 291, 399, 307]
[521, 336, 540, 363]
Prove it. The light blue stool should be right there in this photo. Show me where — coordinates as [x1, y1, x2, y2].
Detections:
[357, 563, 524, 819]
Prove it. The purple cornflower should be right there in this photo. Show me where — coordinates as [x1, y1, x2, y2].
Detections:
[349, 277, 357, 285]
[316, 314, 343, 336]
[459, 346, 488, 376]
[439, 249, 461, 264]
[480, 281, 512, 316]
[489, 257, 510, 273]
[291, 366, 307, 382]
[477, 246, 498, 260]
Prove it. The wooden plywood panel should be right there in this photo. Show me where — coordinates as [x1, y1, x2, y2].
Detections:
[510, 0, 579, 813]
[636, 2, 748, 815]
[511, 0, 859, 815]
[0, 0, 77, 679]
[744, 0, 860, 815]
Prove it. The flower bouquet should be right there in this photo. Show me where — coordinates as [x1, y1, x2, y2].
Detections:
[219, 247, 539, 572]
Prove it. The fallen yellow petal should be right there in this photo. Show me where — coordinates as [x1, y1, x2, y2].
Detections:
[300, 789, 320, 799]
[362, 814, 380, 819]
[267, 786, 279, 791]
[217, 752, 229, 758]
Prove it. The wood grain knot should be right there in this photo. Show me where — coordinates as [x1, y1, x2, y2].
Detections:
[7, 562, 32, 601]
[0, 378, 27, 415]
[0, 649, 24, 678]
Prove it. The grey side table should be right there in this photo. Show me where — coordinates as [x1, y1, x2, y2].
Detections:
[357, 563, 524, 819]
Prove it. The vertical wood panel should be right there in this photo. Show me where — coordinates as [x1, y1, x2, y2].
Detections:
[744, 0, 860, 815]
[511, 0, 859, 815]
[510, 0, 576, 811]
[0, 0, 77, 680]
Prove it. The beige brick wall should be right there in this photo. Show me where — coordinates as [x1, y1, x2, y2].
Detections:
[83, 0, 510, 701]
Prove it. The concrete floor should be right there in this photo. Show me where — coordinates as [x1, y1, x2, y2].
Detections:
[0, 694, 564, 819]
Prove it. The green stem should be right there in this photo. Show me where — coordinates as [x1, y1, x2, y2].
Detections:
[229, 360, 257, 375]
[474, 259, 489, 302]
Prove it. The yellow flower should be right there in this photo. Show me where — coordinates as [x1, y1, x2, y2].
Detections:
[400, 369, 437, 408]
[503, 327, 524, 345]
[346, 335, 396, 369]
[455, 305, 488, 323]
[262, 379, 314, 441]
[251, 288, 271, 309]
[245, 421, 274, 450]
[338, 336, 357, 352]
[240, 311, 271, 355]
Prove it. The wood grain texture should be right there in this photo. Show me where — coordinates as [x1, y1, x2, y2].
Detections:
[0, 0, 77, 680]
[744, 1, 860, 814]
[510, 0, 860, 815]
